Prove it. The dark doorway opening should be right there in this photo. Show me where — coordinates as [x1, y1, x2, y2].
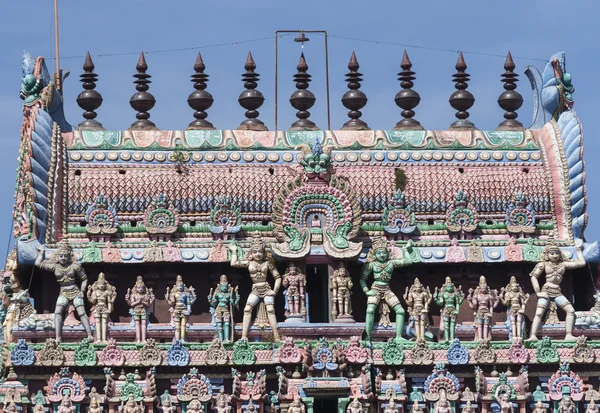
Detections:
[306, 264, 330, 323]
[313, 397, 338, 413]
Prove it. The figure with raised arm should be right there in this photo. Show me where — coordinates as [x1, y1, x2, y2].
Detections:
[527, 238, 585, 341]
[125, 276, 155, 343]
[35, 241, 94, 342]
[229, 235, 281, 341]
[166, 275, 196, 342]
[361, 237, 410, 342]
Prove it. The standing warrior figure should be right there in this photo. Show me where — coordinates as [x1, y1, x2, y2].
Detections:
[87, 273, 117, 343]
[404, 278, 432, 341]
[125, 276, 155, 343]
[282, 263, 306, 321]
[208, 274, 239, 342]
[166, 275, 196, 342]
[527, 240, 585, 341]
[434, 277, 465, 342]
[229, 236, 281, 341]
[35, 241, 94, 342]
[467, 276, 500, 341]
[361, 237, 410, 342]
[331, 262, 353, 322]
[500, 276, 530, 340]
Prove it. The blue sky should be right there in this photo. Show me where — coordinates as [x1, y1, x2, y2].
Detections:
[0, 1, 599, 257]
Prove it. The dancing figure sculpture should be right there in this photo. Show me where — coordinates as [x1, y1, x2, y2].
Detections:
[35, 241, 94, 342]
[229, 236, 281, 341]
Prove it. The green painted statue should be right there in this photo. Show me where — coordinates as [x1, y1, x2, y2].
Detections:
[208, 274, 239, 343]
[360, 237, 410, 342]
[433, 276, 465, 342]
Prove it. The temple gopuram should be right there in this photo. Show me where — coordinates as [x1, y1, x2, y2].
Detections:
[3, 47, 600, 413]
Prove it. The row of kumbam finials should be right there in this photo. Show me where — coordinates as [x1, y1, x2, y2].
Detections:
[71, 46, 529, 132]
[28, 235, 584, 345]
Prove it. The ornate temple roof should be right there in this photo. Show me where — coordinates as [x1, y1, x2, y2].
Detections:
[11, 50, 598, 265]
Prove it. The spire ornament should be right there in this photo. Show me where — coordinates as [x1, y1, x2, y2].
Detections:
[289, 53, 318, 131]
[129, 53, 157, 130]
[341, 51, 369, 130]
[497, 51, 524, 130]
[449, 52, 475, 129]
[187, 52, 215, 130]
[394, 50, 423, 130]
[237, 52, 267, 131]
[76, 52, 104, 130]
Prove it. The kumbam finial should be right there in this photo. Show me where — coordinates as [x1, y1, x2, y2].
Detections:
[187, 52, 215, 130]
[394, 50, 423, 130]
[449, 52, 475, 129]
[129, 52, 157, 130]
[289, 53, 318, 131]
[497, 51, 524, 130]
[237, 51, 267, 131]
[341, 51, 369, 130]
[76, 52, 104, 130]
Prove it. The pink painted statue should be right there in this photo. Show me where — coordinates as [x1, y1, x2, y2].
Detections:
[467, 275, 500, 341]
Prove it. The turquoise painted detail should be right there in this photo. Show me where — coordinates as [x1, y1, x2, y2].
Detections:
[81, 131, 122, 147]
[483, 131, 528, 146]
[184, 130, 223, 147]
[286, 130, 324, 147]
[384, 130, 426, 145]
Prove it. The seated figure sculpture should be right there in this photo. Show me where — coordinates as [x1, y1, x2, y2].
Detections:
[361, 237, 410, 342]
[528, 239, 585, 341]
[35, 241, 94, 342]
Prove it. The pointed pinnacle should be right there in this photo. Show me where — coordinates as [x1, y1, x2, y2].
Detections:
[504, 51, 515, 71]
[83, 52, 94, 72]
[245, 51, 256, 71]
[297, 53, 308, 72]
[456, 51, 466, 71]
[401, 50, 412, 70]
[194, 52, 205, 72]
[348, 51, 359, 71]
[136, 52, 147, 72]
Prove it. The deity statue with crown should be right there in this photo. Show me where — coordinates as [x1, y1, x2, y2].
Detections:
[35, 241, 94, 342]
[467, 275, 499, 341]
[208, 274, 239, 342]
[500, 275, 530, 339]
[527, 236, 585, 341]
[87, 272, 117, 343]
[404, 278, 432, 341]
[361, 237, 410, 342]
[434, 276, 464, 342]
[125, 276, 155, 343]
[166, 275, 196, 342]
[229, 235, 281, 341]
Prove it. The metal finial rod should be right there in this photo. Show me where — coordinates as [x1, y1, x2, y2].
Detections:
[187, 52, 215, 130]
[393, 50, 423, 130]
[237, 51, 267, 131]
[341, 51, 369, 130]
[497, 51, 524, 130]
[449, 52, 476, 129]
[76, 52, 104, 130]
[129, 52, 157, 130]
